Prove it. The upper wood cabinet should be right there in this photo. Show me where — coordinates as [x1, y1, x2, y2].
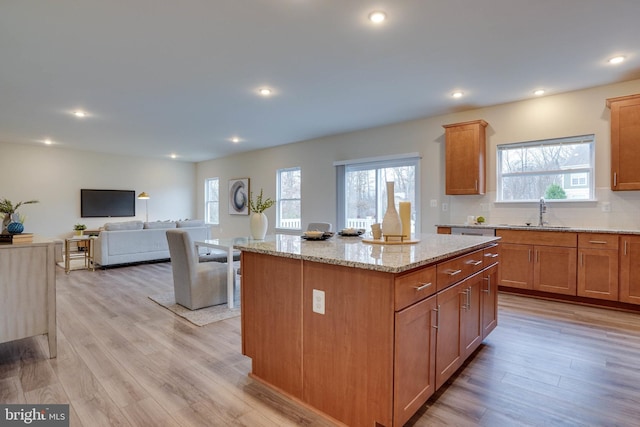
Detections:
[606, 94, 640, 191]
[443, 120, 488, 195]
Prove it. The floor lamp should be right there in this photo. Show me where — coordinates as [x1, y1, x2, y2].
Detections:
[137, 192, 150, 222]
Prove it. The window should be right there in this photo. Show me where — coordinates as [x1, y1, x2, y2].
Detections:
[277, 167, 301, 229]
[335, 154, 420, 233]
[497, 135, 595, 202]
[204, 178, 219, 224]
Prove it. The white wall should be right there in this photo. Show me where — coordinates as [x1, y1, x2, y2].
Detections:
[0, 143, 197, 239]
[198, 78, 640, 238]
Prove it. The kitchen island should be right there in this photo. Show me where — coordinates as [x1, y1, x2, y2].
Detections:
[235, 233, 500, 427]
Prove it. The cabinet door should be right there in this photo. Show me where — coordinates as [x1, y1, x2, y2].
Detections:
[607, 94, 640, 191]
[578, 248, 619, 301]
[460, 272, 483, 359]
[444, 120, 487, 195]
[620, 235, 640, 304]
[481, 263, 499, 339]
[394, 295, 437, 427]
[498, 243, 533, 289]
[534, 246, 577, 295]
[435, 282, 464, 389]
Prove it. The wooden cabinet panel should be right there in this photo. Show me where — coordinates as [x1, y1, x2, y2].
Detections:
[619, 235, 640, 304]
[578, 233, 618, 250]
[395, 265, 436, 311]
[435, 282, 464, 389]
[497, 229, 577, 247]
[437, 227, 452, 234]
[394, 295, 437, 427]
[481, 263, 499, 339]
[241, 252, 304, 397]
[607, 94, 640, 191]
[483, 244, 500, 266]
[578, 248, 618, 300]
[443, 120, 488, 195]
[534, 246, 577, 295]
[460, 272, 483, 359]
[498, 243, 533, 289]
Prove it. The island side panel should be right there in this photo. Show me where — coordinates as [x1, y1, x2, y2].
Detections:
[241, 251, 304, 398]
[302, 260, 395, 427]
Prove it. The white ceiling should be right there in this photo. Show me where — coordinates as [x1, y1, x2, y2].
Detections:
[1, 0, 639, 162]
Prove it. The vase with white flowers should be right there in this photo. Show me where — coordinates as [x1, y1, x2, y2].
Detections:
[248, 189, 275, 240]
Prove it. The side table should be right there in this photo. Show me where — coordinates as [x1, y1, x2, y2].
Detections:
[65, 236, 95, 273]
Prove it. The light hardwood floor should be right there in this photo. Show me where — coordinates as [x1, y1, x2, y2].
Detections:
[1, 262, 640, 426]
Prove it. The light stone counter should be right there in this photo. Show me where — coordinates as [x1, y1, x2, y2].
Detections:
[233, 233, 499, 274]
[436, 224, 640, 235]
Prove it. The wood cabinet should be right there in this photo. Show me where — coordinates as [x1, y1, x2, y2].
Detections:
[497, 230, 577, 295]
[394, 295, 437, 427]
[434, 281, 464, 389]
[460, 271, 483, 359]
[606, 94, 640, 191]
[620, 235, 640, 304]
[577, 233, 619, 301]
[443, 120, 488, 195]
[481, 262, 499, 339]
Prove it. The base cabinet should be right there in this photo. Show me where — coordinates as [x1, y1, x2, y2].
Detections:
[435, 281, 464, 389]
[620, 235, 640, 304]
[481, 263, 499, 338]
[394, 295, 437, 427]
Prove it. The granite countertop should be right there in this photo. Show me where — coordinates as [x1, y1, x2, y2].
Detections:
[437, 224, 640, 235]
[233, 233, 499, 274]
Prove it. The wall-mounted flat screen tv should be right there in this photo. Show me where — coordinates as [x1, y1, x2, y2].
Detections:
[81, 189, 136, 218]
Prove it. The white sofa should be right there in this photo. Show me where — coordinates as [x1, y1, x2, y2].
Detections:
[93, 220, 211, 267]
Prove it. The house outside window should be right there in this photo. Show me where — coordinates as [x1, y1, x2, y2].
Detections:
[335, 154, 420, 233]
[277, 167, 301, 229]
[204, 177, 219, 225]
[497, 135, 595, 201]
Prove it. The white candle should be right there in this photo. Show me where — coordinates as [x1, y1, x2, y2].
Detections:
[399, 201, 411, 239]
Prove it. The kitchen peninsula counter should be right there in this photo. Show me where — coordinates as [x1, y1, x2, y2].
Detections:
[235, 233, 500, 427]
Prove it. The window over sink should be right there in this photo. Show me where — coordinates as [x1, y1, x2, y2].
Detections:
[496, 134, 595, 202]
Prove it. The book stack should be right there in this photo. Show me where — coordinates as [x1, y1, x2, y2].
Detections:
[0, 233, 34, 244]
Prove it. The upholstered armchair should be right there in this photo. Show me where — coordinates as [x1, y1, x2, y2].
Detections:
[166, 229, 230, 310]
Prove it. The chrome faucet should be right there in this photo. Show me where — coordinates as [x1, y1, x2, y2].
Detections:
[538, 197, 547, 226]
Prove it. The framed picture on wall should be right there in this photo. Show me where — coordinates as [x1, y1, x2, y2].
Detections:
[228, 178, 250, 215]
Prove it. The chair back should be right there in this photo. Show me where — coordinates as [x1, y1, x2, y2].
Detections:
[307, 222, 332, 232]
[166, 229, 198, 283]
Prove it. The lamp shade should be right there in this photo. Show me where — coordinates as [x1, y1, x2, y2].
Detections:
[137, 192, 150, 199]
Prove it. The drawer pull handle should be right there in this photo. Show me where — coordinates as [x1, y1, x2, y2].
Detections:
[466, 260, 482, 266]
[445, 269, 462, 276]
[484, 253, 499, 258]
[432, 305, 440, 330]
[414, 282, 433, 291]
[588, 240, 608, 244]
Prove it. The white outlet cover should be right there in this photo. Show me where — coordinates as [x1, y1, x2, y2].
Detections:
[312, 289, 325, 314]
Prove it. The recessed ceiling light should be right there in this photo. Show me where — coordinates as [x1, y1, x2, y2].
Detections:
[608, 56, 625, 64]
[533, 89, 545, 96]
[170, 153, 177, 159]
[258, 88, 272, 96]
[43, 139, 53, 145]
[73, 110, 87, 118]
[452, 91, 464, 99]
[231, 137, 240, 143]
[368, 11, 386, 23]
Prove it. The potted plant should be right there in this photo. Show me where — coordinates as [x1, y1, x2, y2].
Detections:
[0, 198, 38, 234]
[74, 223, 87, 236]
[248, 189, 275, 240]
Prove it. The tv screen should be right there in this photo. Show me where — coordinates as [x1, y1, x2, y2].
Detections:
[81, 189, 136, 218]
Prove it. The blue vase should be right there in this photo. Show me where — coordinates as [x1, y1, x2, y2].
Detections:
[7, 222, 24, 234]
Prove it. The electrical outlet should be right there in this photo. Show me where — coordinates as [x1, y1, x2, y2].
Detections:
[442, 202, 448, 212]
[430, 199, 438, 208]
[601, 202, 611, 212]
[313, 289, 325, 314]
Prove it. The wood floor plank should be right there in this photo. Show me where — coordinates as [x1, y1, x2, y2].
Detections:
[3, 262, 640, 426]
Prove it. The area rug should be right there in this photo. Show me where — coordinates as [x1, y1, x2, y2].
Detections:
[149, 292, 241, 326]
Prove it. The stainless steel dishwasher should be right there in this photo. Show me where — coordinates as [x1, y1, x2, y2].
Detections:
[450, 226, 496, 236]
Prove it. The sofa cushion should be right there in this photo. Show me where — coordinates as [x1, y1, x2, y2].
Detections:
[144, 221, 176, 229]
[104, 220, 144, 231]
[176, 219, 205, 228]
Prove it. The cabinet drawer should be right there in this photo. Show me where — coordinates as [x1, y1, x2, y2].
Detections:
[436, 249, 484, 291]
[578, 233, 618, 250]
[483, 244, 500, 266]
[496, 229, 577, 247]
[395, 266, 437, 311]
